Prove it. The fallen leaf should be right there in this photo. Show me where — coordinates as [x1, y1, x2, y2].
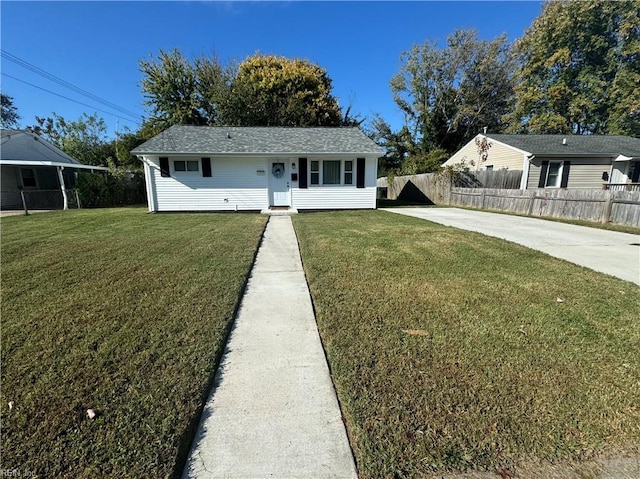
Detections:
[87, 409, 97, 419]
[8, 401, 14, 411]
[402, 329, 429, 337]
[556, 297, 565, 303]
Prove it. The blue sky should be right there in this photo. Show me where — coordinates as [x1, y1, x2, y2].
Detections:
[1, 1, 543, 139]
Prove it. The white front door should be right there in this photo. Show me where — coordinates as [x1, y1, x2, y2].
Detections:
[269, 161, 290, 207]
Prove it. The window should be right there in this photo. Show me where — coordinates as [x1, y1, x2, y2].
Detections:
[344, 160, 353, 184]
[21, 168, 36, 188]
[485, 165, 494, 171]
[545, 161, 562, 187]
[323, 161, 340, 184]
[310, 161, 319, 185]
[174, 160, 199, 172]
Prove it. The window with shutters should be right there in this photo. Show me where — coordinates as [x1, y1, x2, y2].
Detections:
[174, 160, 199, 172]
[544, 161, 562, 187]
[307, 159, 361, 186]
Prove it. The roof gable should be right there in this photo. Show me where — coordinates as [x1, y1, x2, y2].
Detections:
[131, 125, 384, 156]
[487, 134, 640, 157]
[1, 129, 82, 165]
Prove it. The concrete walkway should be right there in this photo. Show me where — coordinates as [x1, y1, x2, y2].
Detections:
[182, 216, 357, 478]
[383, 207, 640, 285]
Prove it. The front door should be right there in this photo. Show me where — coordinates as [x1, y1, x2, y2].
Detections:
[269, 161, 290, 207]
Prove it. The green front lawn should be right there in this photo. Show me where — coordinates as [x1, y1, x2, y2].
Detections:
[1, 208, 267, 477]
[293, 210, 640, 478]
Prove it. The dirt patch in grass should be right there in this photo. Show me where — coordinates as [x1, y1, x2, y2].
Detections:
[1, 208, 267, 478]
[293, 210, 640, 478]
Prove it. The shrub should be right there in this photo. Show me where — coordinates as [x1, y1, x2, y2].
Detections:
[77, 172, 110, 208]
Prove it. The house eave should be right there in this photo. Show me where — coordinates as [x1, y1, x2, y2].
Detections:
[133, 151, 384, 158]
[0, 159, 109, 171]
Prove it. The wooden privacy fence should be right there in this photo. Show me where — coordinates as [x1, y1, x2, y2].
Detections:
[449, 188, 640, 227]
[380, 170, 640, 227]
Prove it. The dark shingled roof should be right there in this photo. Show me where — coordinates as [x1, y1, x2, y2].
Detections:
[488, 134, 640, 157]
[1, 129, 82, 164]
[131, 125, 384, 156]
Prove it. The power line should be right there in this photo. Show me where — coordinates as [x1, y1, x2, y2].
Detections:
[1, 73, 141, 127]
[1, 49, 142, 121]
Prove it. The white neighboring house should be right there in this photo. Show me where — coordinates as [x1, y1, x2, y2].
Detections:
[1, 129, 108, 210]
[443, 134, 640, 191]
[132, 125, 384, 212]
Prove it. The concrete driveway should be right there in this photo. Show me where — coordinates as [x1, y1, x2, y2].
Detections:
[383, 207, 640, 286]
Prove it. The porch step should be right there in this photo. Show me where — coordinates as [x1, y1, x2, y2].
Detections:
[261, 207, 298, 216]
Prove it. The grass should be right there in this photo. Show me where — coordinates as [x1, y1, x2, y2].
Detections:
[1, 207, 267, 478]
[292, 210, 640, 478]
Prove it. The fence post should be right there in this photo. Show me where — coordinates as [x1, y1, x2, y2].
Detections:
[75, 189, 82, 209]
[601, 190, 613, 223]
[20, 190, 29, 215]
[480, 190, 486, 209]
[527, 190, 536, 216]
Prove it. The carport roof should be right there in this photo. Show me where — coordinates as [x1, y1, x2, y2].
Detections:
[488, 134, 640, 158]
[131, 125, 385, 156]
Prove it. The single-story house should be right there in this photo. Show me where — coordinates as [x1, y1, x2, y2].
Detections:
[443, 134, 640, 190]
[131, 125, 384, 212]
[1, 129, 108, 210]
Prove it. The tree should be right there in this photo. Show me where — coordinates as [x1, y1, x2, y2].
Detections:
[28, 113, 114, 166]
[508, 0, 640, 136]
[139, 50, 349, 128]
[140, 49, 219, 128]
[227, 54, 343, 127]
[1, 93, 20, 128]
[390, 29, 515, 155]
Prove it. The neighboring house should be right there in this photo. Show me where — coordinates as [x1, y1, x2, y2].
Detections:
[131, 125, 384, 212]
[1, 129, 108, 210]
[443, 134, 640, 190]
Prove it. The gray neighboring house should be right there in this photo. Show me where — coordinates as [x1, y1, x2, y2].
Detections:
[1, 129, 107, 210]
[443, 134, 640, 190]
[132, 125, 384, 212]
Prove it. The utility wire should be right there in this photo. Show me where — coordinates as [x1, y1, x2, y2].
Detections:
[1, 73, 141, 127]
[1, 50, 142, 121]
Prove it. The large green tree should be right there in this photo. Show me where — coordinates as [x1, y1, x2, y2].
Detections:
[388, 29, 515, 156]
[28, 113, 114, 167]
[227, 54, 343, 127]
[1, 93, 20, 128]
[139, 50, 349, 128]
[508, 0, 640, 136]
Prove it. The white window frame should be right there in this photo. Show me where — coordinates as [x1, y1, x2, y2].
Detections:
[344, 160, 353, 184]
[173, 160, 199, 173]
[308, 160, 356, 187]
[545, 161, 563, 188]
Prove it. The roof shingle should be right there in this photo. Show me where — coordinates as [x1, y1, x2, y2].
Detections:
[488, 134, 640, 157]
[131, 125, 384, 156]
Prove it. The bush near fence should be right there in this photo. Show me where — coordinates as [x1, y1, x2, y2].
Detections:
[381, 170, 640, 227]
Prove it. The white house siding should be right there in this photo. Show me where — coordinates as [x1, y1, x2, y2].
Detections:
[444, 135, 526, 171]
[144, 156, 268, 211]
[293, 186, 376, 209]
[292, 157, 377, 209]
[527, 157, 612, 189]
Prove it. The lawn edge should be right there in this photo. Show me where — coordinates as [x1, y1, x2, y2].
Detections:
[290, 217, 361, 476]
[171, 215, 269, 478]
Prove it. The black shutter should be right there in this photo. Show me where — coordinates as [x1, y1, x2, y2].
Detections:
[299, 158, 308, 189]
[538, 160, 549, 188]
[560, 160, 571, 188]
[202, 157, 212, 177]
[356, 157, 365, 188]
[160, 157, 170, 177]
